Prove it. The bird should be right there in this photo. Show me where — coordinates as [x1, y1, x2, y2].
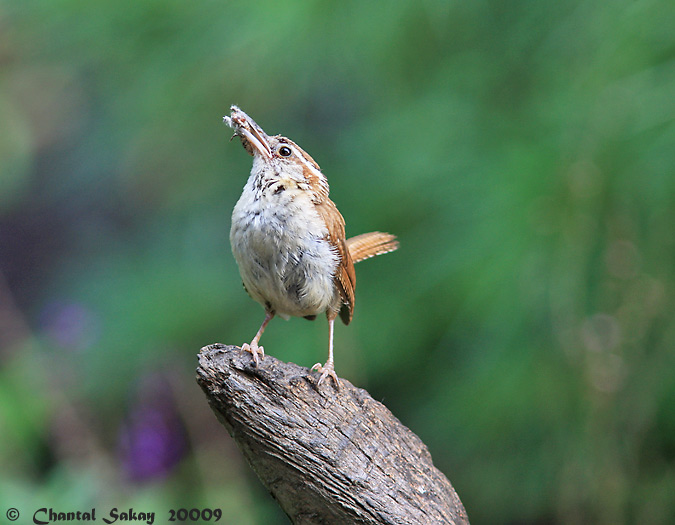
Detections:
[224, 105, 398, 387]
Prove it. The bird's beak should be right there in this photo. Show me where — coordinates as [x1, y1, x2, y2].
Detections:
[224, 106, 273, 159]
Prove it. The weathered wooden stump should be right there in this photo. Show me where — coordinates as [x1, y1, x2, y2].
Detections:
[196, 343, 469, 524]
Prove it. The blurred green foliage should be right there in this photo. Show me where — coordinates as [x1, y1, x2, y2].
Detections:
[1, 1, 674, 523]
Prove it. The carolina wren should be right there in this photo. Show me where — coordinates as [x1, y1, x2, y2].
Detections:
[224, 106, 398, 387]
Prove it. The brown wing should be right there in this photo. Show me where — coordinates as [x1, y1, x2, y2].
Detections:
[347, 231, 399, 263]
[315, 199, 356, 325]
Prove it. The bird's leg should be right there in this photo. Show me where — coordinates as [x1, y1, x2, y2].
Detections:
[242, 311, 274, 366]
[312, 314, 340, 389]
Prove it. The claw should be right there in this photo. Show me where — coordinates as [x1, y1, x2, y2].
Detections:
[242, 342, 265, 367]
[311, 362, 340, 390]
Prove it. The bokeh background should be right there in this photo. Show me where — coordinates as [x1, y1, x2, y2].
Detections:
[1, 1, 674, 523]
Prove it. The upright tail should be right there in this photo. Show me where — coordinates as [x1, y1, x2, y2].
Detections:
[347, 231, 399, 264]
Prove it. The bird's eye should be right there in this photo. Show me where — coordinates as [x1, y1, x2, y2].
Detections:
[278, 146, 292, 157]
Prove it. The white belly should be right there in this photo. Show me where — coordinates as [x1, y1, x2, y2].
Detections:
[230, 184, 339, 319]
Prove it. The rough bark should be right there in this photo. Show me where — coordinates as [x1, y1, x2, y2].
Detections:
[196, 343, 469, 524]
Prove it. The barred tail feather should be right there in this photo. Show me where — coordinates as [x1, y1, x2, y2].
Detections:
[346, 231, 399, 264]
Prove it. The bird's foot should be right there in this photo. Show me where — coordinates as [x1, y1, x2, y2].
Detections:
[311, 361, 340, 390]
[241, 342, 265, 367]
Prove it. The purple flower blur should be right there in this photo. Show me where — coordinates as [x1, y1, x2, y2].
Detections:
[118, 375, 188, 482]
[40, 300, 100, 351]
